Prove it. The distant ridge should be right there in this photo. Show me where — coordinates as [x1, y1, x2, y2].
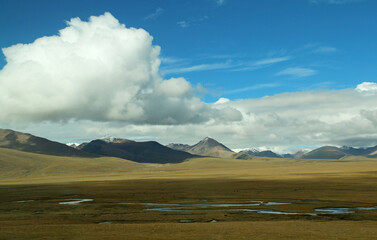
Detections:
[240, 145, 377, 160]
[302, 145, 377, 159]
[241, 149, 282, 158]
[340, 145, 377, 156]
[2, 128, 377, 162]
[0, 128, 96, 157]
[168, 137, 236, 158]
[168, 138, 293, 159]
[79, 139, 195, 163]
[166, 143, 191, 152]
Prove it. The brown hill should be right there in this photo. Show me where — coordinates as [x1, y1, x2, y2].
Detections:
[0, 128, 96, 157]
[302, 146, 347, 159]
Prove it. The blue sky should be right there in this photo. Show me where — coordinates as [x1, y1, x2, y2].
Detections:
[1, 0, 377, 151]
[1, 0, 376, 101]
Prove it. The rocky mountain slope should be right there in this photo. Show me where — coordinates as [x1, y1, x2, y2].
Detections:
[0, 128, 95, 157]
[167, 137, 236, 158]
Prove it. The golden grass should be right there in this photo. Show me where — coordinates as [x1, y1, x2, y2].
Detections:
[0, 148, 145, 184]
[1, 221, 377, 240]
[1, 147, 377, 185]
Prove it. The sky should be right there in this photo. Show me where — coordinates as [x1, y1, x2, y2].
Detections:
[0, 0, 377, 153]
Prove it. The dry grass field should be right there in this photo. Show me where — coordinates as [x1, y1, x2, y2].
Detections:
[1, 148, 377, 239]
[2, 147, 377, 184]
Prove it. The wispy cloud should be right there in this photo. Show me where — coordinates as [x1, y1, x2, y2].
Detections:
[177, 20, 189, 28]
[144, 7, 164, 20]
[177, 16, 209, 28]
[216, 0, 226, 6]
[305, 81, 335, 90]
[276, 67, 317, 78]
[253, 56, 291, 66]
[224, 83, 279, 94]
[162, 61, 235, 74]
[230, 56, 291, 72]
[199, 53, 243, 60]
[313, 46, 337, 53]
[162, 54, 291, 74]
[310, 0, 365, 4]
[160, 56, 187, 64]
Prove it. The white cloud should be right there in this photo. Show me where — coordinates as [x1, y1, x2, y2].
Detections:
[144, 7, 164, 20]
[0, 12, 240, 125]
[356, 82, 377, 93]
[215, 98, 230, 104]
[157, 77, 192, 97]
[276, 67, 317, 78]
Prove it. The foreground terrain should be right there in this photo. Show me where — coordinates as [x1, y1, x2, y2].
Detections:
[1, 148, 377, 239]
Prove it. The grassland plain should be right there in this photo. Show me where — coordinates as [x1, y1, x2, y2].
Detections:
[1, 148, 377, 239]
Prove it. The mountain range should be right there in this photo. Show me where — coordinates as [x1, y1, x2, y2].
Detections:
[301, 145, 377, 159]
[0, 128, 377, 164]
[167, 137, 377, 160]
[78, 138, 195, 163]
[240, 149, 283, 158]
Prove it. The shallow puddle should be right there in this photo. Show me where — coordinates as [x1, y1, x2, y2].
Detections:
[315, 208, 355, 214]
[237, 208, 316, 216]
[15, 200, 35, 203]
[98, 221, 112, 224]
[263, 202, 291, 205]
[119, 202, 180, 206]
[122, 201, 377, 216]
[179, 220, 192, 223]
[315, 206, 377, 214]
[13, 198, 377, 216]
[204, 203, 261, 207]
[144, 207, 316, 215]
[59, 199, 93, 205]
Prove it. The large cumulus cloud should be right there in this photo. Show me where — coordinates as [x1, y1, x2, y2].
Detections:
[2, 12, 377, 151]
[0, 12, 239, 125]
